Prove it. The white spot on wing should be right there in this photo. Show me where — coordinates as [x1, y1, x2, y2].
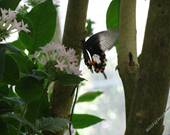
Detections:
[92, 54, 101, 64]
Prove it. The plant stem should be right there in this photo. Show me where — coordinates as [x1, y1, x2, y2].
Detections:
[69, 86, 79, 135]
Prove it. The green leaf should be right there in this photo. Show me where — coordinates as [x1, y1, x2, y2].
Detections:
[27, 0, 46, 7]
[15, 76, 44, 103]
[25, 93, 49, 122]
[0, 119, 8, 135]
[1, 113, 35, 130]
[75, 131, 80, 135]
[10, 39, 26, 50]
[15, 75, 49, 122]
[0, 84, 10, 96]
[31, 69, 48, 80]
[106, 0, 120, 30]
[0, 46, 5, 80]
[0, 0, 21, 10]
[86, 19, 95, 36]
[2, 96, 25, 113]
[35, 117, 69, 133]
[54, 72, 85, 86]
[3, 54, 20, 84]
[77, 91, 103, 103]
[72, 114, 104, 129]
[19, 0, 57, 53]
[0, 100, 13, 114]
[4, 44, 20, 53]
[8, 52, 35, 75]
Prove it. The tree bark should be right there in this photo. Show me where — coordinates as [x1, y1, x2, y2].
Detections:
[117, 0, 138, 121]
[125, 0, 170, 135]
[50, 0, 89, 135]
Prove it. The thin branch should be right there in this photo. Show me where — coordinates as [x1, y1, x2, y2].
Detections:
[69, 86, 79, 135]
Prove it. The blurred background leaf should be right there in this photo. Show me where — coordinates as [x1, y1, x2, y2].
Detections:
[106, 0, 120, 30]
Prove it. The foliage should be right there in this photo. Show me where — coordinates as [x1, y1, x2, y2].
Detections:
[19, 0, 57, 53]
[0, 0, 75, 134]
[72, 114, 104, 129]
[54, 72, 85, 86]
[86, 19, 95, 36]
[71, 90, 104, 133]
[0, 0, 21, 10]
[106, 0, 120, 30]
[35, 117, 69, 133]
[0, 0, 104, 134]
[1, 113, 69, 134]
[77, 91, 103, 103]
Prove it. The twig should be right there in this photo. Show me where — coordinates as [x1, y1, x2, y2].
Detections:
[69, 86, 79, 135]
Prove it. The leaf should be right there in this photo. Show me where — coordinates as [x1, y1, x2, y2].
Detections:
[35, 117, 69, 133]
[54, 72, 85, 86]
[3, 96, 25, 108]
[0, 84, 10, 96]
[77, 91, 103, 103]
[11, 39, 26, 50]
[72, 114, 104, 129]
[19, 0, 57, 53]
[15, 73, 49, 123]
[75, 131, 80, 135]
[31, 69, 48, 80]
[86, 19, 95, 36]
[15, 76, 44, 103]
[4, 44, 20, 53]
[9, 52, 35, 75]
[4, 43, 35, 76]
[106, 0, 120, 30]
[0, 100, 13, 114]
[25, 93, 49, 122]
[3, 54, 20, 84]
[1, 113, 35, 130]
[0, 46, 5, 80]
[0, 119, 8, 135]
[0, 0, 21, 10]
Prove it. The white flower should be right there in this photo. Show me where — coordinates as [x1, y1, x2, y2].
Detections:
[6, 9, 16, 22]
[10, 19, 21, 30]
[55, 60, 67, 71]
[20, 20, 30, 32]
[0, 8, 30, 41]
[68, 64, 82, 75]
[33, 42, 81, 76]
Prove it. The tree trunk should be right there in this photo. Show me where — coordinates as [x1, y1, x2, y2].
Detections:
[117, 0, 138, 122]
[50, 0, 89, 135]
[124, 0, 170, 135]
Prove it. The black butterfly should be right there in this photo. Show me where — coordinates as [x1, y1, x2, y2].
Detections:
[82, 30, 119, 79]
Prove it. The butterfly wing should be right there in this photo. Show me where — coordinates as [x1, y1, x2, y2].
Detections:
[85, 30, 119, 51]
[98, 30, 119, 51]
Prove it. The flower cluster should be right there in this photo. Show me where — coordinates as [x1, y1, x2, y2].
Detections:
[0, 8, 30, 41]
[33, 43, 81, 75]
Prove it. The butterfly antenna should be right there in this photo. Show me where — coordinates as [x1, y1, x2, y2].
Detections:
[102, 72, 107, 79]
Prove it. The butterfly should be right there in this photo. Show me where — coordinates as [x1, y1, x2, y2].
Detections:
[82, 30, 119, 79]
